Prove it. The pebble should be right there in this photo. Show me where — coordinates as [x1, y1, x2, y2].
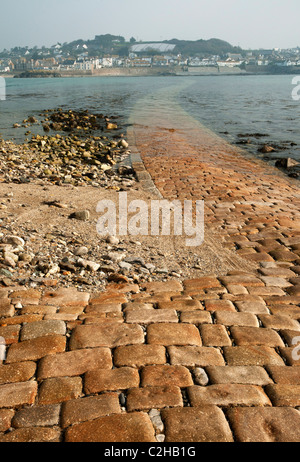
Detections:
[3, 235, 25, 247]
[156, 435, 166, 443]
[73, 246, 89, 257]
[106, 235, 120, 246]
[193, 367, 209, 386]
[70, 210, 90, 221]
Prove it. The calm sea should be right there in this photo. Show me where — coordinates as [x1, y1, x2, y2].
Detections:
[0, 74, 299, 165]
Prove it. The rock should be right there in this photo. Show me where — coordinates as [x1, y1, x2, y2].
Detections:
[118, 140, 129, 149]
[18, 253, 33, 263]
[119, 261, 133, 271]
[125, 256, 145, 266]
[0, 268, 13, 278]
[106, 122, 118, 130]
[156, 268, 168, 274]
[258, 145, 276, 154]
[106, 252, 126, 263]
[3, 235, 25, 247]
[59, 261, 77, 273]
[27, 116, 38, 124]
[77, 258, 100, 272]
[2, 254, 16, 267]
[100, 164, 112, 172]
[193, 367, 209, 386]
[73, 246, 89, 257]
[107, 273, 129, 283]
[145, 263, 156, 273]
[150, 414, 164, 434]
[69, 210, 90, 221]
[275, 158, 299, 169]
[156, 435, 165, 443]
[118, 165, 134, 176]
[46, 264, 60, 276]
[106, 235, 120, 246]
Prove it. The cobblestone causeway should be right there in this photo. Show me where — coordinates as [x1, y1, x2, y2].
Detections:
[1, 123, 300, 442]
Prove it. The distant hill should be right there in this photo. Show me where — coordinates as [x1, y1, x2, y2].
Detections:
[165, 38, 242, 56]
[0, 34, 244, 59]
[63, 36, 243, 57]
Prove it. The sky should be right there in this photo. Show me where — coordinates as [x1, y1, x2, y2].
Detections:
[1, 0, 299, 50]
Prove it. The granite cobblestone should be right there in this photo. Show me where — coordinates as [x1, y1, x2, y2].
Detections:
[1, 122, 300, 441]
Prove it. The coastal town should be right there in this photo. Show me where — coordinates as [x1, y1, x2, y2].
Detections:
[1, 35, 300, 75]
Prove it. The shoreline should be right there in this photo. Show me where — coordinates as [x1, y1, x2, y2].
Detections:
[3, 65, 300, 79]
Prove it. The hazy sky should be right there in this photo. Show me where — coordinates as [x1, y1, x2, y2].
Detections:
[1, 0, 299, 50]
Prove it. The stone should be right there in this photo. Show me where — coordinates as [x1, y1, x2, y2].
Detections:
[193, 367, 209, 386]
[38, 377, 82, 405]
[147, 323, 201, 346]
[0, 427, 61, 442]
[20, 319, 66, 341]
[276, 157, 299, 168]
[113, 345, 167, 368]
[161, 407, 233, 442]
[125, 309, 178, 324]
[6, 335, 66, 363]
[215, 311, 259, 327]
[204, 300, 236, 312]
[227, 407, 300, 442]
[180, 311, 212, 325]
[65, 412, 156, 442]
[142, 280, 183, 294]
[259, 314, 300, 331]
[141, 365, 193, 388]
[199, 324, 231, 347]
[0, 381, 38, 408]
[38, 347, 112, 380]
[77, 258, 100, 272]
[267, 365, 300, 384]
[106, 235, 120, 245]
[188, 384, 271, 407]
[61, 393, 121, 428]
[126, 386, 183, 412]
[41, 288, 90, 306]
[73, 246, 89, 256]
[0, 409, 14, 432]
[3, 235, 25, 247]
[69, 323, 144, 350]
[0, 361, 36, 385]
[0, 300, 14, 318]
[70, 210, 90, 221]
[223, 346, 284, 366]
[84, 367, 140, 394]
[12, 404, 61, 428]
[168, 346, 225, 367]
[206, 366, 272, 385]
[230, 326, 285, 347]
[0, 324, 20, 344]
[235, 300, 269, 314]
[265, 384, 300, 406]
[157, 299, 202, 311]
[150, 414, 164, 434]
